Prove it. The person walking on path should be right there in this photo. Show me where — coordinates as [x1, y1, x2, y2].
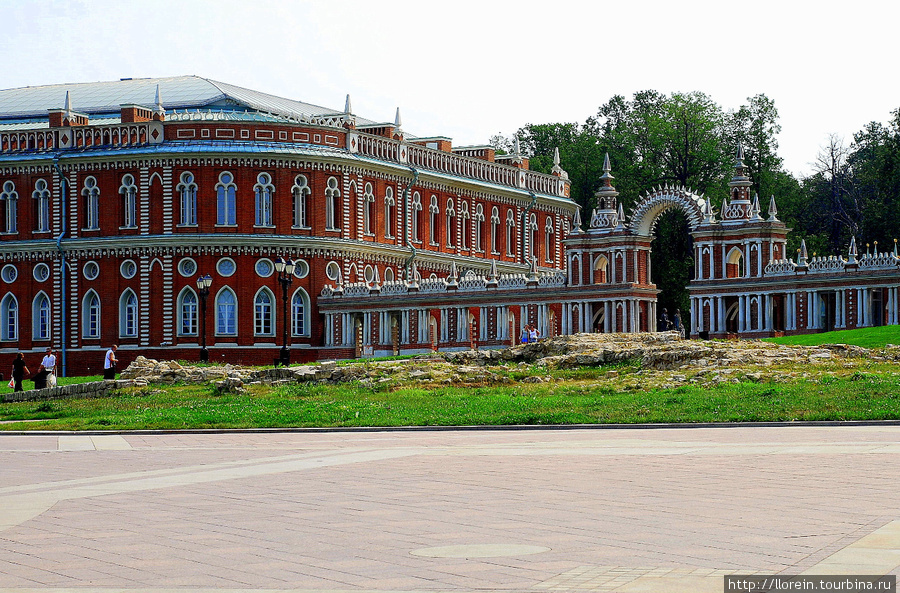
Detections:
[11, 353, 30, 392]
[104, 345, 118, 380]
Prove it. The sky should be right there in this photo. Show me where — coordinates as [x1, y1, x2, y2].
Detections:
[2, 0, 897, 178]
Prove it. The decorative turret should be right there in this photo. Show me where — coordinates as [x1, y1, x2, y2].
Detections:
[446, 261, 459, 289]
[551, 147, 569, 180]
[797, 239, 809, 267]
[750, 194, 763, 221]
[702, 196, 717, 225]
[570, 208, 583, 234]
[722, 144, 752, 222]
[615, 203, 626, 231]
[767, 195, 779, 222]
[589, 153, 620, 231]
[152, 84, 166, 120]
[486, 259, 499, 288]
[48, 91, 89, 127]
[847, 236, 859, 265]
[393, 107, 403, 140]
[342, 94, 356, 129]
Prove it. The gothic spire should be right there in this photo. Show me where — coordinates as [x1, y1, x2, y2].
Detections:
[344, 94, 352, 114]
[394, 107, 402, 128]
[767, 195, 779, 222]
[153, 84, 165, 116]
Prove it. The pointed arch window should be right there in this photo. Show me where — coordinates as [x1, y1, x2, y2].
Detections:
[506, 209, 516, 256]
[292, 288, 310, 337]
[119, 174, 138, 228]
[254, 172, 274, 227]
[82, 290, 100, 338]
[428, 195, 439, 245]
[325, 176, 341, 230]
[544, 216, 555, 263]
[178, 288, 198, 336]
[362, 182, 376, 235]
[0, 293, 17, 341]
[411, 192, 423, 243]
[445, 198, 456, 248]
[292, 174, 310, 228]
[33, 292, 51, 340]
[177, 171, 197, 226]
[82, 176, 99, 230]
[216, 172, 237, 226]
[0, 181, 18, 234]
[473, 203, 484, 252]
[459, 201, 470, 250]
[490, 206, 500, 254]
[254, 288, 274, 336]
[216, 287, 237, 336]
[32, 179, 50, 233]
[120, 289, 138, 337]
[384, 187, 395, 238]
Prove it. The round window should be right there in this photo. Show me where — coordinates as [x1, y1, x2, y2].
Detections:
[325, 261, 340, 281]
[33, 263, 50, 283]
[217, 257, 236, 277]
[120, 260, 137, 279]
[178, 258, 197, 277]
[255, 258, 274, 278]
[293, 259, 309, 279]
[1, 264, 17, 283]
[83, 261, 99, 281]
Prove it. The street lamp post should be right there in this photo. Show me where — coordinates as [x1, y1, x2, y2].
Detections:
[273, 257, 295, 366]
[196, 274, 212, 362]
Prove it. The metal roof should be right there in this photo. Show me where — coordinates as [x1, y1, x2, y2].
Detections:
[0, 76, 377, 125]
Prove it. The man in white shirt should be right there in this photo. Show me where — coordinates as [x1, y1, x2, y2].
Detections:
[104, 345, 118, 380]
[41, 348, 56, 373]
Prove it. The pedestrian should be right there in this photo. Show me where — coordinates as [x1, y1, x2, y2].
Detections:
[660, 308, 671, 331]
[41, 348, 57, 387]
[529, 324, 540, 342]
[11, 353, 30, 392]
[521, 325, 530, 344]
[673, 309, 682, 331]
[104, 345, 118, 380]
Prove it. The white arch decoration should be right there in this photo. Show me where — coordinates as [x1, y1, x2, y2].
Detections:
[629, 186, 707, 236]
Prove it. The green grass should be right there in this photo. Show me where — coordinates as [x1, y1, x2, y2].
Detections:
[764, 326, 900, 348]
[2, 362, 899, 430]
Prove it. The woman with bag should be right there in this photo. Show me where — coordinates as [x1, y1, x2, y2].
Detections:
[11, 353, 30, 392]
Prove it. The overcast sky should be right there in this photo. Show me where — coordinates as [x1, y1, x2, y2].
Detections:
[2, 0, 897, 178]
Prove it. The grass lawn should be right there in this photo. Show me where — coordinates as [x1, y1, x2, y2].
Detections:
[764, 326, 900, 348]
[2, 362, 899, 430]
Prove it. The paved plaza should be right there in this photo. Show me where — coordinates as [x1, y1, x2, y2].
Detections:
[1, 425, 900, 592]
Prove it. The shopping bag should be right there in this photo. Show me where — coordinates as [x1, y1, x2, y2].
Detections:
[7, 378, 13, 389]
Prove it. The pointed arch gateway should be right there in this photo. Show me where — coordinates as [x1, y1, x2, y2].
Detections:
[628, 186, 709, 236]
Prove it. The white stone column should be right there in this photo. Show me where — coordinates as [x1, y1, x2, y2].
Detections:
[697, 246, 703, 281]
[738, 296, 745, 333]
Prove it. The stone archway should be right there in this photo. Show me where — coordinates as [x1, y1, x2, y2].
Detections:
[628, 186, 708, 236]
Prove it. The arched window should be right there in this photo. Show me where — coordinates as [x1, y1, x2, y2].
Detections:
[726, 247, 745, 279]
[119, 174, 138, 228]
[445, 198, 456, 247]
[215, 287, 237, 336]
[0, 181, 18, 234]
[119, 289, 138, 337]
[291, 288, 310, 337]
[490, 206, 500, 254]
[177, 172, 197, 226]
[254, 288, 274, 336]
[292, 174, 310, 228]
[362, 182, 375, 235]
[216, 172, 237, 226]
[33, 292, 51, 341]
[32, 179, 50, 233]
[384, 187, 395, 238]
[474, 204, 484, 252]
[411, 192, 423, 242]
[0, 293, 17, 341]
[254, 172, 274, 227]
[325, 176, 341, 230]
[82, 176, 99, 230]
[593, 255, 609, 284]
[459, 201, 470, 250]
[178, 287, 198, 336]
[428, 195, 439, 245]
[530, 213, 538, 260]
[82, 290, 100, 338]
[544, 216, 555, 262]
[506, 209, 516, 256]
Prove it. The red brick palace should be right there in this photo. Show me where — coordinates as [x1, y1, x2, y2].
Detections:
[0, 77, 896, 375]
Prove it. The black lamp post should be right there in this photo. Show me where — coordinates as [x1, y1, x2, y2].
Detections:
[273, 256, 295, 366]
[196, 274, 212, 362]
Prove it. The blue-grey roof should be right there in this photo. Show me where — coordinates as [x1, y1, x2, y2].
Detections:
[0, 76, 377, 125]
